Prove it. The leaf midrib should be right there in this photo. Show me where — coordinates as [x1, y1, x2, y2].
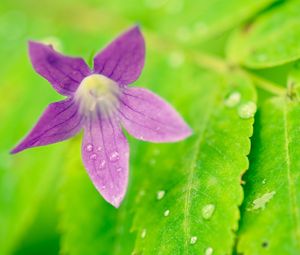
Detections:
[182, 88, 220, 254]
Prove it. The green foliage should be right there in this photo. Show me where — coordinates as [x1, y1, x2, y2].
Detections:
[227, 0, 300, 68]
[1, 0, 300, 254]
[237, 96, 300, 255]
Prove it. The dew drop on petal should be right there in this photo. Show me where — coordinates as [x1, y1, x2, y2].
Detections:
[202, 204, 215, 220]
[86, 144, 93, 152]
[224, 91, 241, 108]
[164, 209, 170, 217]
[97, 146, 102, 151]
[109, 151, 119, 162]
[99, 160, 106, 169]
[141, 228, 147, 238]
[190, 236, 197, 245]
[101, 185, 106, 190]
[156, 190, 165, 200]
[90, 153, 97, 160]
[116, 167, 122, 172]
[238, 101, 257, 119]
[205, 247, 214, 255]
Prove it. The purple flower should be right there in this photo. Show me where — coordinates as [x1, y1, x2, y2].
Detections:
[11, 26, 192, 207]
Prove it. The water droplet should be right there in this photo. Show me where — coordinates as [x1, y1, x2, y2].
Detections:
[86, 144, 93, 152]
[101, 185, 106, 190]
[89, 153, 97, 160]
[109, 151, 119, 162]
[249, 191, 276, 211]
[238, 101, 257, 119]
[176, 26, 191, 43]
[156, 190, 165, 200]
[149, 159, 156, 165]
[116, 167, 122, 172]
[205, 247, 213, 255]
[141, 229, 147, 238]
[168, 51, 185, 68]
[165, 0, 183, 14]
[153, 149, 160, 156]
[97, 146, 102, 151]
[224, 91, 241, 108]
[190, 236, 197, 244]
[144, 0, 167, 9]
[256, 53, 268, 62]
[164, 209, 170, 217]
[262, 179, 266, 185]
[41, 36, 63, 51]
[194, 21, 208, 36]
[202, 204, 215, 220]
[99, 160, 106, 169]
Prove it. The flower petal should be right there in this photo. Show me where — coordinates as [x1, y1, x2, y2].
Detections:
[118, 87, 192, 142]
[11, 98, 83, 154]
[29, 41, 90, 96]
[82, 113, 129, 208]
[93, 26, 145, 86]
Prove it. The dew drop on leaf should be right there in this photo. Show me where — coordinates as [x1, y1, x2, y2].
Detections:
[156, 190, 165, 200]
[190, 236, 197, 245]
[238, 101, 257, 119]
[224, 91, 241, 108]
[168, 51, 185, 69]
[256, 53, 268, 62]
[164, 209, 170, 217]
[202, 204, 215, 220]
[141, 229, 147, 239]
[204, 247, 214, 255]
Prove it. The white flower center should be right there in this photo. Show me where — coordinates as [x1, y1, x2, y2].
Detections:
[75, 74, 120, 117]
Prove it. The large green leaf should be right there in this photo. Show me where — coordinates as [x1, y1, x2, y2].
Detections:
[130, 68, 256, 254]
[237, 95, 300, 254]
[227, 0, 300, 68]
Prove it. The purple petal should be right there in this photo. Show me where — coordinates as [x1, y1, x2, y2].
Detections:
[82, 113, 129, 208]
[118, 87, 192, 142]
[29, 41, 90, 96]
[93, 26, 145, 86]
[11, 98, 83, 154]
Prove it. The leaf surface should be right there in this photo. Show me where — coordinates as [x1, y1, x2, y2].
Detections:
[237, 95, 300, 254]
[227, 1, 300, 68]
[129, 62, 257, 254]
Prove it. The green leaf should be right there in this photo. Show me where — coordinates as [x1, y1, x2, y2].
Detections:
[227, 0, 300, 68]
[102, 0, 274, 44]
[58, 139, 136, 255]
[237, 96, 300, 254]
[130, 69, 256, 254]
[0, 53, 64, 255]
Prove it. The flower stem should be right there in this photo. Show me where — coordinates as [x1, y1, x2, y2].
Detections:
[191, 51, 286, 96]
[148, 30, 286, 96]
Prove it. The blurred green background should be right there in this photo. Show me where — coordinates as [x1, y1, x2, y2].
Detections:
[0, 0, 297, 254]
